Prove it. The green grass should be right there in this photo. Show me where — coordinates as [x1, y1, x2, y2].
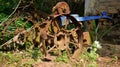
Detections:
[0, 48, 43, 67]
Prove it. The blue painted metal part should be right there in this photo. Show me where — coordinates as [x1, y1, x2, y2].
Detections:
[60, 11, 112, 26]
[71, 11, 112, 21]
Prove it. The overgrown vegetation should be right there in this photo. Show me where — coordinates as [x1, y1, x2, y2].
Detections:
[0, 41, 101, 67]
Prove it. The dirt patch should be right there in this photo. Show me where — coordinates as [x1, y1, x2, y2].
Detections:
[97, 44, 120, 59]
[33, 62, 72, 67]
[97, 57, 120, 67]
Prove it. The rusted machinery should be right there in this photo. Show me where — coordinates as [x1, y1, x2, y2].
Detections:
[1, 1, 112, 60]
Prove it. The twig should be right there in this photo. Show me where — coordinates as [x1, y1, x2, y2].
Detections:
[0, 0, 21, 26]
[2, 17, 18, 34]
[0, 33, 20, 48]
[47, 45, 56, 52]
[47, 34, 54, 38]
[0, 26, 33, 48]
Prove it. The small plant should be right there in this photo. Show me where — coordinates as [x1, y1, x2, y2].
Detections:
[111, 56, 118, 63]
[31, 48, 42, 61]
[80, 40, 102, 67]
[88, 41, 101, 67]
[55, 51, 69, 63]
[89, 41, 101, 60]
